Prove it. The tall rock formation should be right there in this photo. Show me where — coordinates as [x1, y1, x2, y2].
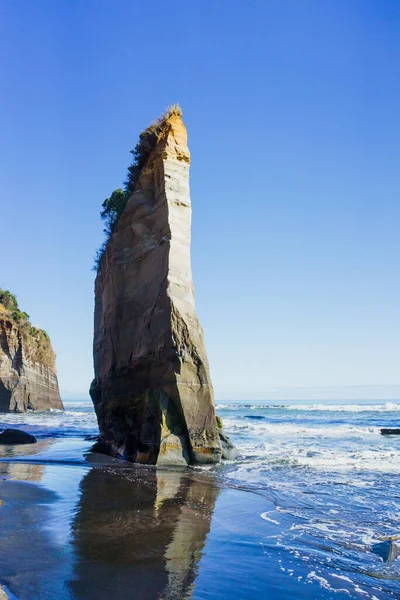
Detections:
[90, 110, 221, 465]
[0, 302, 63, 412]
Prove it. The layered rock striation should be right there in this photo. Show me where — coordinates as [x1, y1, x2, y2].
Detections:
[90, 110, 221, 465]
[0, 303, 63, 412]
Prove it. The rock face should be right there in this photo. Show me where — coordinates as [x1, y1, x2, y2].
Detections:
[90, 112, 221, 465]
[380, 428, 400, 435]
[372, 540, 400, 562]
[0, 318, 63, 412]
[218, 428, 239, 461]
[0, 428, 37, 444]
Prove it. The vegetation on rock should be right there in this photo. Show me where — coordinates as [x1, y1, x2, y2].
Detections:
[94, 104, 182, 270]
[0, 288, 56, 370]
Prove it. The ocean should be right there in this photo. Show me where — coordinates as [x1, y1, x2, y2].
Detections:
[0, 399, 400, 599]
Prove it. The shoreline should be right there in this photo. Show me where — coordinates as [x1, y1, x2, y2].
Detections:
[1, 402, 400, 599]
[0, 449, 276, 600]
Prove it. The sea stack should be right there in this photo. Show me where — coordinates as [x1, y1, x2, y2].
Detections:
[0, 292, 63, 412]
[90, 108, 221, 465]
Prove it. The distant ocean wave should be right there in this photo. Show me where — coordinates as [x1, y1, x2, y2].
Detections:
[216, 402, 400, 412]
[221, 418, 381, 438]
[0, 408, 97, 437]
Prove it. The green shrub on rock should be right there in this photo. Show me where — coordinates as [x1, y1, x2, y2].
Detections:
[0, 289, 55, 370]
[94, 105, 182, 271]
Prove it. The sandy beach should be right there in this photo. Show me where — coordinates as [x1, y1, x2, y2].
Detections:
[0, 441, 275, 600]
[1, 402, 400, 599]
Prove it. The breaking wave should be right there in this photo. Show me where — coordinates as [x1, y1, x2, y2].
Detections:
[216, 402, 400, 412]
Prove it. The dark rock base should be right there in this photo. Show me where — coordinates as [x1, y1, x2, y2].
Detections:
[0, 429, 37, 444]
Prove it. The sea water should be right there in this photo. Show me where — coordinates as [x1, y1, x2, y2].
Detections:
[216, 401, 400, 598]
[0, 399, 399, 599]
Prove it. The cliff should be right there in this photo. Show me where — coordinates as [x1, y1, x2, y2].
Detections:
[0, 293, 63, 412]
[90, 109, 221, 465]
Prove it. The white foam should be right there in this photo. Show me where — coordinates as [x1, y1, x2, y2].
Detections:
[353, 585, 369, 596]
[306, 571, 351, 595]
[260, 511, 280, 525]
[0, 408, 97, 434]
[331, 574, 354, 584]
[222, 419, 380, 438]
[270, 446, 400, 473]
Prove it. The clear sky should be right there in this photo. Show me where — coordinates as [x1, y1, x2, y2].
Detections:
[1, 1, 399, 401]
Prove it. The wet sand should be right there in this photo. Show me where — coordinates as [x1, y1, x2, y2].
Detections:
[0, 438, 398, 599]
[0, 439, 278, 600]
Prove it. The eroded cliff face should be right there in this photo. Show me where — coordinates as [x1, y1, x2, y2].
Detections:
[91, 113, 221, 465]
[0, 318, 63, 412]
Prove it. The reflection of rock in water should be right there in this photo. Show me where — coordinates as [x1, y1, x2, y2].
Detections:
[0, 462, 44, 482]
[70, 468, 219, 600]
[160, 472, 219, 600]
[0, 439, 54, 482]
[0, 438, 53, 459]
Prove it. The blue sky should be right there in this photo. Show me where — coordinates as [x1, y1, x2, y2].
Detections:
[1, 1, 399, 400]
